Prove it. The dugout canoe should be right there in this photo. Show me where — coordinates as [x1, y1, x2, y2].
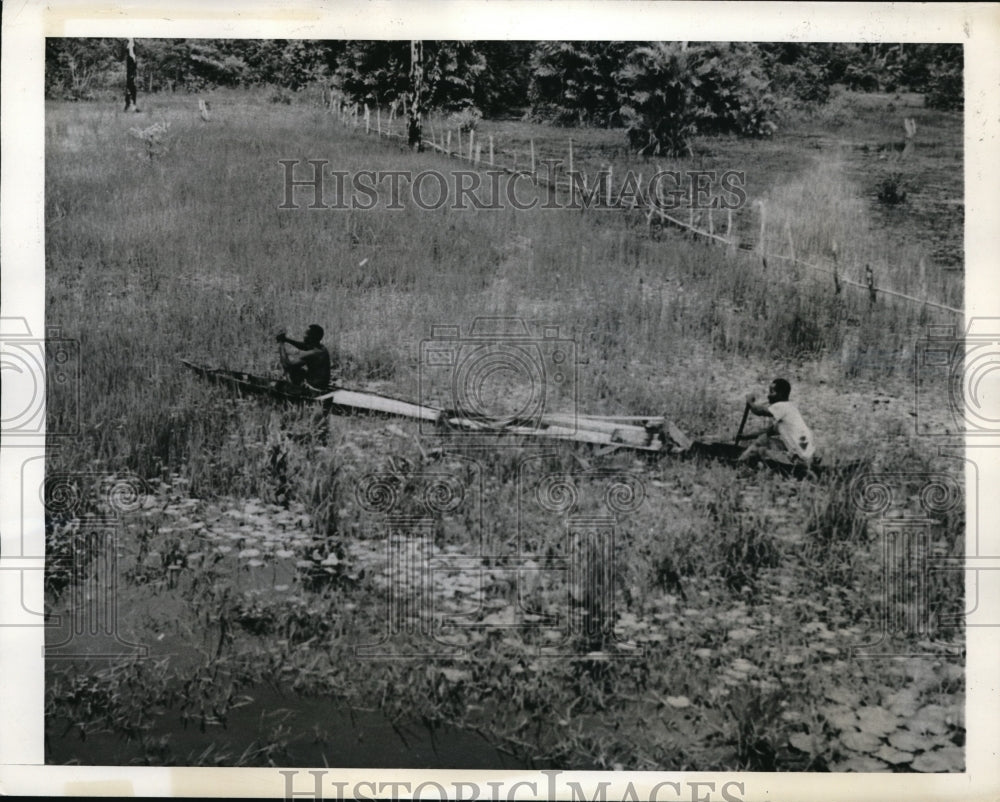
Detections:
[179, 360, 442, 421]
[180, 360, 862, 477]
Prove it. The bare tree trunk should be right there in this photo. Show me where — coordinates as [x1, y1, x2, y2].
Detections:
[124, 38, 138, 112]
[408, 40, 423, 151]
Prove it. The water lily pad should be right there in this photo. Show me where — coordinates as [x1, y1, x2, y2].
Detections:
[247, 559, 266, 567]
[874, 744, 913, 765]
[940, 662, 964, 684]
[886, 689, 920, 717]
[440, 668, 470, 683]
[856, 706, 900, 737]
[907, 705, 950, 735]
[839, 729, 882, 753]
[275, 549, 294, 559]
[665, 695, 690, 708]
[783, 653, 805, 666]
[889, 729, 932, 752]
[911, 747, 964, 772]
[834, 755, 888, 772]
[238, 548, 261, 559]
[825, 687, 860, 707]
[788, 732, 814, 753]
[821, 705, 859, 732]
[727, 627, 758, 642]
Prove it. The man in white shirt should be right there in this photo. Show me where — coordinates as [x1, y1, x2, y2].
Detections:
[736, 378, 816, 466]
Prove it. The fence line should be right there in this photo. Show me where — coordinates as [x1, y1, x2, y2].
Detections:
[331, 101, 963, 317]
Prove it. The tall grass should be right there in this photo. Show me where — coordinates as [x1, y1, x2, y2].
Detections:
[47, 92, 952, 486]
[46, 91, 964, 769]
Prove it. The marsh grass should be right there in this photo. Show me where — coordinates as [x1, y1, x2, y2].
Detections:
[45, 89, 964, 769]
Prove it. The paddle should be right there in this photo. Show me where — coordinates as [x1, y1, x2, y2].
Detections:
[734, 402, 751, 445]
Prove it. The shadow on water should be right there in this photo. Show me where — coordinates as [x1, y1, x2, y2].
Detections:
[47, 683, 526, 768]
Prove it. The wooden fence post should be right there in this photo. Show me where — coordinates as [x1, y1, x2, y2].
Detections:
[468, 129, 475, 161]
[832, 240, 842, 295]
[376, 105, 381, 136]
[865, 265, 877, 305]
[606, 165, 613, 206]
[530, 139, 536, 180]
[489, 135, 494, 166]
[568, 138, 574, 176]
[726, 207, 733, 242]
[446, 130, 452, 155]
[364, 104, 370, 134]
[757, 200, 767, 252]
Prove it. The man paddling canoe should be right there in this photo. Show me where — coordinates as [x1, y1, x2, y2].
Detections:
[736, 378, 816, 467]
[276, 324, 332, 391]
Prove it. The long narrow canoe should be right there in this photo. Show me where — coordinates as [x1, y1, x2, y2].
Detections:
[181, 360, 442, 421]
[181, 360, 862, 478]
[317, 388, 442, 422]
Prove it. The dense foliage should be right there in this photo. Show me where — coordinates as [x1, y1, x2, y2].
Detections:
[45, 39, 962, 151]
[616, 43, 779, 156]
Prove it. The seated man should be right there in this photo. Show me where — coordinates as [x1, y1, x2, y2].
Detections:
[737, 378, 815, 466]
[276, 324, 332, 391]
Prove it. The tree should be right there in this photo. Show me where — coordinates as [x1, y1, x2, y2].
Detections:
[45, 38, 120, 99]
[334, 41, 485, 112]
[528, 42, 629, 125]
[408, 40, 423, 150]
[616, 43, 778, 156]
[471, 41, 535, 117]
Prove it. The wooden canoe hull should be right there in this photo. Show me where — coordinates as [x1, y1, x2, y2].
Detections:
[180, 360, 862, 478]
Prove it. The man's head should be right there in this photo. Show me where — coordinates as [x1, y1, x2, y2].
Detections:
[768, 378, 791, 403]
[305, 324, 324, 344]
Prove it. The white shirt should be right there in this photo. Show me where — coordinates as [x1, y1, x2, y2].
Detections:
[768, 401, 815, 460]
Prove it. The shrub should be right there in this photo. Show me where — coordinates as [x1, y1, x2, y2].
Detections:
[876, 173, 907, 205]
[924, 60, 963, 111]
[617, 43, 779, 157]
[447, 105, 483, 133]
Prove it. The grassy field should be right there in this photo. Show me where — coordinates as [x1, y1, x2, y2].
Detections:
[45, 87, 964, 770]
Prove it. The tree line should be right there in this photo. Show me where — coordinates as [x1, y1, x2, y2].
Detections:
[46, 39, 962, 154]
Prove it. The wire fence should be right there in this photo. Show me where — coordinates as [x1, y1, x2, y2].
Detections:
[323, 97, 963, 318]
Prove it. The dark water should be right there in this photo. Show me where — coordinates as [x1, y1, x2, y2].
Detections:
[47, 684, 525, 768]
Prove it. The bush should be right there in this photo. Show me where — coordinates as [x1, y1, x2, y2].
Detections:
[447, 105, 483, 133]
[617, 43, 779, 157]
[924, 60, 963, 111]
[876, 173, 907, 205]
